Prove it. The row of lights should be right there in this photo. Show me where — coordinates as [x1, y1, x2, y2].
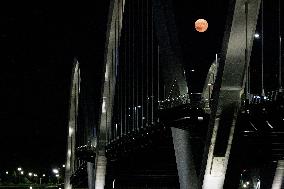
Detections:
[4, 165, 65, 178]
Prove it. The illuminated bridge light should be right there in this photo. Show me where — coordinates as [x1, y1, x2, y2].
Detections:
[254, 33, 260, 38]
[266, 121, 274, 129]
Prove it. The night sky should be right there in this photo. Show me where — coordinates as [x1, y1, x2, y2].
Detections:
[0, 3, 110, 172]
[0, 0, 283, 173]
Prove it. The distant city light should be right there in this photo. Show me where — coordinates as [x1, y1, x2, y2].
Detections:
[28, 172, 33, 177]
[62, 164, 65, 168]
[43, 174, 46, 177]
[17, 167, 22, 171]
[52, 168, 59, 174]
[55, 174, 60, 177]
[191, 69, 195, 72]
[34, 174, 38, 177]
[254, 33, 260, 38]
[5, 171, 8, 175]
[20, 171, 24, 175]
[243, 183, 247, 188]
[30, 186, 32, 189]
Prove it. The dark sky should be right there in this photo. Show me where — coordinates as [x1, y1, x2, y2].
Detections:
[0, 0, 282, 173]
[0, 3, 109, 172]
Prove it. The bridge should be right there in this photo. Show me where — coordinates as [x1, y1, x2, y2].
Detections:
[63, 0, 284, 188]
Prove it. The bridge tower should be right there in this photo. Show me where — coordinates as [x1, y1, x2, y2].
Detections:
[200, 0, 261, 188]
[64, 59, 80, 189]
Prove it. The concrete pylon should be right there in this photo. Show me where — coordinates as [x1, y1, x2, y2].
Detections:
[64, 59, 80, 189]
[153, 0, 198, 188]
[200, 0, 261, 188]
[94, 0, 125, 188]
[271, 160, 284, 189]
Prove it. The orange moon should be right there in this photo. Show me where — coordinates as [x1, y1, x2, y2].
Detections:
[195, 19, 208, 32]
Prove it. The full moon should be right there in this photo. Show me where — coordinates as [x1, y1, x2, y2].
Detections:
[195, 19, 208, 32]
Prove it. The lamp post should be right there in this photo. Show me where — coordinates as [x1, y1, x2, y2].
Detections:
[17, 167, 23, 183]
[52, 168, 60, 184]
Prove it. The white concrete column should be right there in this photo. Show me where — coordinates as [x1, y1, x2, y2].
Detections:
[271, 160, 284, 189]
[202, 117, 237, 189]
[171, 127, 198, 189]
[94, 153, 107, 189]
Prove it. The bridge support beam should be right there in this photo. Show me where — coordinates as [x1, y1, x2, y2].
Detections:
[200, 0, 261, 188]
[64, 60, 80, 189]
[171, 128, 198, 189]
[271, 160, 284, 189]
[94, 0, 125, 188]
[153, 0, 198, 188]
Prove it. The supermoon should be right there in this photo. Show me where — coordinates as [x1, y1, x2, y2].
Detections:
[195, 19, 208, 32]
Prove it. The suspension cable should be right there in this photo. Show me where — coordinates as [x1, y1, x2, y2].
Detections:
[151, 0, 154, 125]
[132, 0, 135, 131]
[128, 0, 131, 133]
[279, 0, 282, 91]
[146, 0, 149, 126]
[261, 0, 265, 96]
[141, 0, 144, 128]
[124, 1, 127, 135]
[136, 0, 140, 131]
[245, 1, 250, 101]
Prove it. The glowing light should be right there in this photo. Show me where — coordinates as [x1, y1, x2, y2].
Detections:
[112, 179, 116, 189]
[62, 164, 65, 168]
[52, 169, 59, 174]
[5, 171, 8, 175]
[20, 171, 24, 175]
[195, 19, 208, 32]
[28, 172, 33, 177]
[55, 174, 60, 177]
[102, 98, 107, 113]
[69, 127, 74, 136]
[254, 33, 260, 38]
[266, 120, 273, 129]
[68, 149, 71, 157]
[42, 174, 46, 177]
[17, 167, 22, 171]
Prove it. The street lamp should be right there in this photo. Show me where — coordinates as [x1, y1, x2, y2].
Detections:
[20, 171, 24, 175]
[5, 171, 8, 175]
[17, 167, 22, 171]
[28, 172, 33, 177]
